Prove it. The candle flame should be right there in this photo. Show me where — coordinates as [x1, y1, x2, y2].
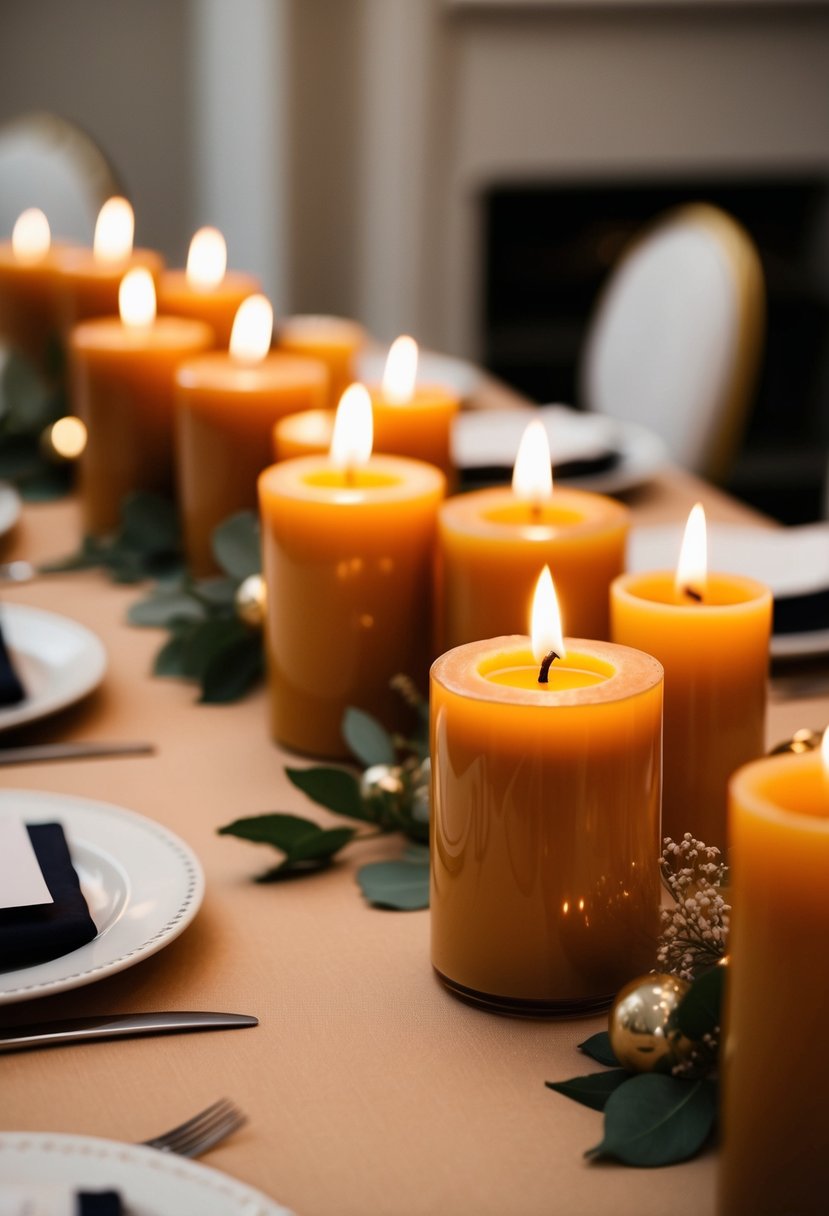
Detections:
[382, 335, 418, 404]
[119, 268, 156, 329]
[186, 226, 227, 289]
[531, 565, 566, 663]
[230, 294, 273, 363]
[12, 208, 50, 263]
[94, 196, 134, 264]
[675, 502, 707, 600]
[512, 419, 553, 506]
[330, 383, 373, 472]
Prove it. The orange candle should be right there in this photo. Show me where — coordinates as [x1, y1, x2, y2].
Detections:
[276, 314, 366, 409]
[57, 197, 163, 333]
[431, 568, 663, 1015]
[0, 209, 65, 372]
[258, 385, 445, 758]
[611, 504, 771, 850]
[719, 732, 829, 1215]
[176, 295, 328, 575]
[367, 336, 460, 485]
[157, 226, 260, 348]
[70, 269, 213, 535]
[273, 408, 333, 462]
[438, 420, 629, 648]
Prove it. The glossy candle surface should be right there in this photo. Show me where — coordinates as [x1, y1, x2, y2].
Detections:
[719, 752, 829, 1215]
[431, 637, 663, 1013]
[276, 316, 366, 409]
[0, 243, 65, 371]
[71, 316, 213, 534]
[176, 353, 328, 574]
[157, 269, 260, 348]
[611, 570, 771, 850]
[57, 247, 164, 332]
[259, 454, 445, 758]
[438, 486, 629, 648]
[369, 384, 460, 485]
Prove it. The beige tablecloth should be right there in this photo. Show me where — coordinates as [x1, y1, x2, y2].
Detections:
[1, 466, 826, 1216]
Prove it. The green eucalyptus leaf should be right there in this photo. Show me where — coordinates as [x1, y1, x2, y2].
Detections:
[200, 632, 264, 703]
[218, 812, 356, 877]
[153, 631, 191, 677]
[578, 1032, 620, 1069]
[212, 511, 260, 580]
[587, 1075, 717, 1168]
[356, 856, 430, 910]
[194, 576, 238, 608]
[120, 492, 181, 554]
[127, 590, 205, 628]
[342, 706, 396, 768]
[182, 618, 248, 679]
[546, 1070, 631, 1113]
[1, 350, 51, 429]
[676, 965, 725, 1041]
[18, 466, 71, 501]
[286, 766, 368, 821]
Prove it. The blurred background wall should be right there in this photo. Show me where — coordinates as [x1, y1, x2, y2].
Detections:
[2, 0, 829, 516]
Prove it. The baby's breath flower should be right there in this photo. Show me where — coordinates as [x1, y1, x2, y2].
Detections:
[656, 834, 730, 982]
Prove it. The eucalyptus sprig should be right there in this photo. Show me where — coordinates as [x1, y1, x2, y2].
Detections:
[127, 511, 264, 703]
[547, 966, 724, 1168]
[0, 347, 71, 499]
[41, 491, 183, 584]
[219, 694, 431, 908]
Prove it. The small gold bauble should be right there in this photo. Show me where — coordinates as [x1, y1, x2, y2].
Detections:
[234, 574, 266, 627]
[360, 764, 404, 802]
[609, 972, 694, 1073]
[770, 728, 822, 756]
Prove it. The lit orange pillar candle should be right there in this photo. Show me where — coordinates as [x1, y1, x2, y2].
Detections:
[157, 226, 260, 348]
[176, 294, 328, 575]
[276, 314, 366, 409]
[611, 504, 771, 850]
[273, 408, 333, 462]
[368, 335, 460, 484]
[431, 567, 663, 1015]
[438, 419, 629, 648]
[0, 209, 69, 373]
[57, 197, 163, 333]
[259, 384, 445, 758]
[719, 732, 829, 1215]
[70, 269, 213, 535]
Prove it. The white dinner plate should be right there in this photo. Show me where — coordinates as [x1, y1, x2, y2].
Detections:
[452, 404, 670, 495]
[628, 521, 829, 659]
[0, 481, 21, 537]
[0, 603, 107, 732]
[0, 790, 205, 1005]
[0, 1133, 292, 1215]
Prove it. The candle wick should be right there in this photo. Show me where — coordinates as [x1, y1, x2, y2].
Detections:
[683, 585, 703, 603]
[344, 464, 356, 488]
[538, 650, 559, 684]
[530, 500, 543, 523]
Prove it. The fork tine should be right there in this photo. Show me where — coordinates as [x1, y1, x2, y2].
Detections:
[143, 1098, 246, 1155]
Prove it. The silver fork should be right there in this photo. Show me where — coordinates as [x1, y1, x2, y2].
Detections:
[141, 1098, 247, 1157]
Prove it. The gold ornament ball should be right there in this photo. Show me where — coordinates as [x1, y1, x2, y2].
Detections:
[235, 574, 266, 627]
[609, 972, 694, 1073]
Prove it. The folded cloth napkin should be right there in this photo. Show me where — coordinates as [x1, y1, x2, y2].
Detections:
[0, 823, 97, 971]
[0, 1186, 122, 1215]
[0, 615, 25, 706]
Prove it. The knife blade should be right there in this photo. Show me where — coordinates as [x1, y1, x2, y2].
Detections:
[0, 1011, 258, 1053]
[0, 741, 156, 766]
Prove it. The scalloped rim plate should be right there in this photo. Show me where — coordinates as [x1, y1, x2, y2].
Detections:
[0, 1132, 292, 1215]
[0, 603, 107, 732]
[0, 790, 205, 1005]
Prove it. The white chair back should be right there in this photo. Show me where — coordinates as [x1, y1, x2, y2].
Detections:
[581, 204, 764, 483]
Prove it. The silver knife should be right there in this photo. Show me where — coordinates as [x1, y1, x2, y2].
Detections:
[0, 741, 156, 766]
[0, 1011, 258, 1052]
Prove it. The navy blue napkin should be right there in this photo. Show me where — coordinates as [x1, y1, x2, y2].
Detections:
[0, 822, 97, 971]
[77, 1193, 123, 1216]
[0, 615, 25, 705]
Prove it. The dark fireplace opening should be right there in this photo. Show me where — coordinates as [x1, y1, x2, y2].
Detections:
[482, 178, 829, 523]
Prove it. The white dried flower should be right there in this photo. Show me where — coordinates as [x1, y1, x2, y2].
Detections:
[656, 834, 730, 982]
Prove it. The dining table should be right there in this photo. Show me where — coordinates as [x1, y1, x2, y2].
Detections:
[1, 374, 827, 1216]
